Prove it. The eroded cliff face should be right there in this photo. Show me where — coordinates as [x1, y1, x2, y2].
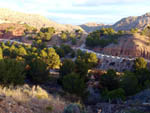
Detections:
[0, 23, 25, 39]
[102, 34, 150, 59]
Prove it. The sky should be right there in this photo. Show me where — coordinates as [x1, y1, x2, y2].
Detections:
[0, 0, 150, 25]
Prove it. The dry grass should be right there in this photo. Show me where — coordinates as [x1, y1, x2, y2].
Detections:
[0, 84, 67, 113]
[0, 85, 49, 102]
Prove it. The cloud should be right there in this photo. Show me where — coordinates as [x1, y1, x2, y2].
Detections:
[0, 0, 150, 25]
[73, 0, 150, 6]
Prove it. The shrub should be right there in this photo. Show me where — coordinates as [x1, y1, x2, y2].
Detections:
[60, 59, 75, 77]
[100, 69, 119, 91]
[26, 58, 49, 84]
[75, 58, 89, 79]
[0, 59, 25, 86]
[63, 103, 85, 113]
[62, 73, 86, 97]
[107, 88, 126, 101]
[135, 68, 150, 87]
[134, 57, 147, 70]
[120, 72, 138, 96]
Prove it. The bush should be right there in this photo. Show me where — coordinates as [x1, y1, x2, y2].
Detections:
[60, 59, 75, 77]
[62, 73, 86, 97]
[0, 59, 25, 86]
[135, 68, 150, 87]
[100, 69, 119, 91]
[85, 28, 121, 48]
[134, 57, 147, 70]
[63, 103, 85, 113]
[75, 58, 89, 79]
[26, 58, 49, 84]
[107, 88, 125, 101]
[120, 72, 138, 96]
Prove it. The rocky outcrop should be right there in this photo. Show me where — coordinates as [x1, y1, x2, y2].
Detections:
[102, 34, 150, 59]
[0, 23, 25, 39]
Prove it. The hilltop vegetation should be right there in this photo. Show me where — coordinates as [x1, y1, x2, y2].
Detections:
[86, 28, 125, 48]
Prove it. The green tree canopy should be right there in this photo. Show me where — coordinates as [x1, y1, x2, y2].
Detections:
[60, 59, 75, 77]
[0, 47, 3, 59]
[47, 48, 61, 69]
[100, 69, 119, 91]
[134, 57, 147, 70]
[120, 71, 138, 96]
[62, 72, 86, 97]
[0, 59, 25, 86]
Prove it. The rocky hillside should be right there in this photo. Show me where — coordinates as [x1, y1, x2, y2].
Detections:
[0, 8, 83, 32]
[79, 22, 109, 33]
[113, 13, 150, 31]
[0, 23, 25, 39]
[80, 13, 150, 32]
[102, 34, 150, 59]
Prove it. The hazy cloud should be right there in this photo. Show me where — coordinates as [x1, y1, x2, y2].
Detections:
[0, 0, 150, 24]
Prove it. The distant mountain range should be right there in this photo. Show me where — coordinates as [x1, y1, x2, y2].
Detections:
[80, 13, 150, 32]
[0, 8, 150, 33]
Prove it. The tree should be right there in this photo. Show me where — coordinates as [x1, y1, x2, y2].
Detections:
[134, 57, 147, 70]
[32, 40, 47, 49]
[100, 69, 119, 91]
[61, 44, 73, 55]
[0, 47, 3, 59]
[84, 52, 98, 68]
[59, 59, 75, 77]
[25, 58, 49, 84]
[61, 32, 67, 41]
[54, 47, 65, 58]
[104, 88, 125, 101]
[47, 48, 61, 69]
[0, 59, 25, 86]
[75, 58, 89, 79]
[135, 68, 150, 88]
[62, 73, 86, 96]
[120, 71, 138, 96]
[17, 47, 27, 56]
[40, 49, 47, 58]
[87, 53, 98, 65]
[37, 27, 55, 41]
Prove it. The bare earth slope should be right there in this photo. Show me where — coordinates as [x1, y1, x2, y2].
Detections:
[102, 34, 150, 59]
[0, 8, 83, 32]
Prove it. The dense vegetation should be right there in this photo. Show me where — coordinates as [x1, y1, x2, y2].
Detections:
[59, 29, 83, 45]
[0, 40, 61, 85]
[29, 27, 56, 41]
[86, 28, 125, 48]
[101, 57, 150, 102]
[0, 26, 150, 107]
